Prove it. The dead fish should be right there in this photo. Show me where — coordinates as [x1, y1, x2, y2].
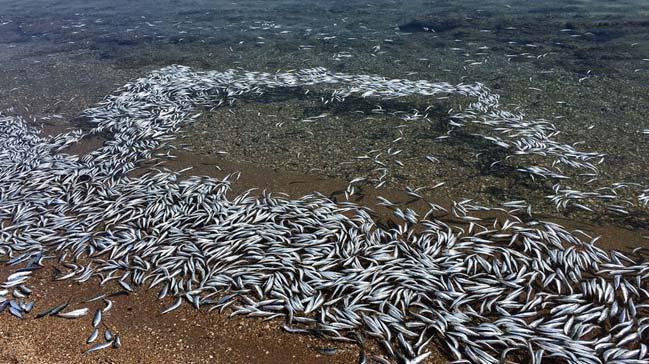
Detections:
[358, 350, 367, 364]
[83, 294, 106, 303]
[92, 309, 102, 328]
[21, 301, 34, 313]
[161, 297, 182, 314]
[86, 328, 99, 344]
[85, 341, 113, 354]
[38, 302, 69, 318]
[57, 308, 89, 319]
[407, 352, 431, 364]
[6, 271, 31, 282]
[104, 329, 114, 342]
[18, 285, 32, 295]
[118, 280, 133, 292]
[113, 334, 122, 348]
[9, 305, 23, 319]
[102, 298, 113, 312]
[36, 302, 66, 318]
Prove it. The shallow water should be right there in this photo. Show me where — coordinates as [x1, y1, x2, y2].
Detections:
[2, 0, 648, 220]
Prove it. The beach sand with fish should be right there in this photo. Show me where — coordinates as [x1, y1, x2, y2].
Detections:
[1, 0, 649, 363]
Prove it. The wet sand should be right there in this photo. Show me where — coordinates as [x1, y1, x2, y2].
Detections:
[0, 261, 366, 364]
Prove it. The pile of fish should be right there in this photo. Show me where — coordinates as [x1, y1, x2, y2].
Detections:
[1, 65, 648, 363]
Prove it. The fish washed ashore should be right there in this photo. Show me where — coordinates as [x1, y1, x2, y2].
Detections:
[1, 65, 648, 363]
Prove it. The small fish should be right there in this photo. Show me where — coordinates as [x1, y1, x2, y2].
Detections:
[358, 350, 367, 364]
[408, 352, 431, 364]
[92, 309, 102, 328]
[12, 289, 26, 299]
[6, 271, 31, 282]
[86, 328, 99, 344]
[83, 294, 106, 303]
[9, 305, 23, 319]
[113, 335, 122, 348]
[103, 298, 113, 312]
[85, 341, 113, 354]
[21, 301, 34, 313]
[57, 308, 89, 319]
[161, 297, 182, 314]
[18, 285, 32, 295]
[118, 280, 133, 292]
[104, 329, 114, 342]
[36, 302, 68, 318]
[48, 302, 69, 316]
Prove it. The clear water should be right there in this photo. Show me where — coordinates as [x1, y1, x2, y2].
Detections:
[1, 0, 648, 226]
